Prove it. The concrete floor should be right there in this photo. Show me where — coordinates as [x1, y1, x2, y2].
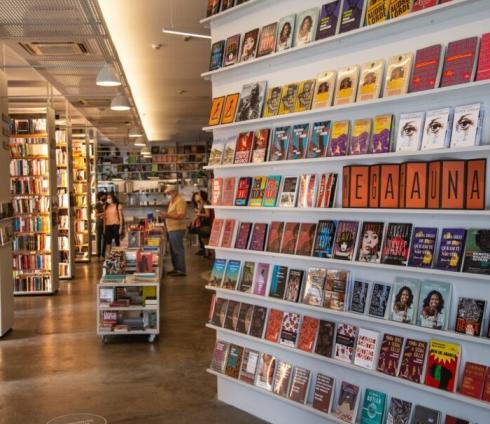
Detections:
[0, 253, 265, 424]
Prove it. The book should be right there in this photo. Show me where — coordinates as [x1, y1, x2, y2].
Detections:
[237, 261, 255, 293]
[220, 219, 236, 248]
[234, 131, 254, 164]
[360, 389, 386, 424]
[425, 339, 461, 392]
[234, 222, 252, 250]
[253, 263, 270, 296]
[249, 223, 268, 251]
[316, 1, 341, 39]
[388, 0, 413, 19]
[209, 258, 226, 287]
[339, 0, 367, 34]
[412, 0, 438, 11]
[334, 323, 358, 363]
[370, 114, 393, 153]
[436, 228, 466, 271]
[365, 0, 389, 25]
[377, 333, 403, 377]
[315, 320, 336, 357]
[396, 112, 425, 152]
[316, 173, 338, 208]
[295, 80, 316, 113]
[357, 60, 384, 102]
[234, 177, 252, 206]
[417, 280, 452, 330]
[208, 219, 224, 246]
[279, 176, 299, 207]
[211, 178, 223, 206]
[221, 260, 241, 290]
[239, 348, 260, 384]
[445, 416, 470, 424]
[236, 303, 254, 334]
[307, 121, 331, 158]
[356, 221, 384, 263]
[263, 86, 283, 117]
[476, 32, 490, 81]
[255, 352, 276, 391]
[312, 73, 336, 110]
[249, 176, 267, 207]
[266, 221, 284, 253]
[249, 306, 267, 337]
[349, 280, 369, 314]
[295, 223, 317, 256]
[440, 36, 479, 87]
[409, 44, 444, 92]
[408, 227, 437, 268]
[332, 220, 359, 261]
[278, 83, 299, 115]
[380, 223, 412, 265]
[398, 338, 427, 383]
[450, 103, 483, 148]
[210, 298, 228, 327]
[272, 361, 293, 397]
[288, 124, 309, 159]
[390, 277, 420, 324]
[239, 28, 259, 62]
[269, 265, 288, 299]
[208, 138, 225, 166]
[223, 34, 241, 67]
[335, 381, 360, 423]
[334, 65, 360, 105]
[297, 174, 317, 208]
[312, 220, 337, 258]
[455, 297, 486, 336]
[222, 136, 237, 164]
[279, 311, 300, 347]
[302, 267, 327, 306]
[328, 120, 350, 156]
[256, 22, 278, 58]
[349, 118, 372, 155]
[225, 344, 243, 378]
[288, 367, 311, 404]
[294, 8, 319, 47]
[354, 328, 380, 369]
[264, 308, 284, 343]
[276, 14, 296, 52]
[280, 222, 300, 255]
[269, 126, 291, 161]
[462, 229, 490, 275]
[324, 269, 350, 311]
[236, 81, 267, 121]
[484, 371, 490, 401]
[459, 361, 487, 399]
[368, 283, 391, 318]
[221, 93, 239, 124]
[251, 129, 270, 162]
[297, 316, 320, 352]
[386, 397, 412, 424]
[206, 0, 221, 17]
[312, 373, 335, 413]
[284, 269, 304, 303]
[220, 0, 234, 11]
[222, 178, 236, 206]
[208, 96, 224, 126]
[420, 107, 452, 150]
[384, 53, 412, 97]
[210, 340, 229, 373]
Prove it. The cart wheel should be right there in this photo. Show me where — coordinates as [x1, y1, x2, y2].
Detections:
[148, 335, 156, 343]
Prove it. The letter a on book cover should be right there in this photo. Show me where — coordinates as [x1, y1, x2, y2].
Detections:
[465, 159, 486, 210]
[404, 162, 428, 209]
[380, 164, 400, 208]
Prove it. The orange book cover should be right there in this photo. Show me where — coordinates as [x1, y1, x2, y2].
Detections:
[482, 370, 490, 401]
[349, 165, 369, 208]
[459, 362, 487, 399]
[342, 166, 351, 208]
[264, 309, 284, 343]
[369, 165, 381, 208]
[380, 164, 400, 208]
[297, 316, 320, 352]
[441, 160, 466, 209]
[427, 160, 442, 209]
[465, 159, 486, 210]
[405, 162, 428, 209]
[208, 96, 225, 126]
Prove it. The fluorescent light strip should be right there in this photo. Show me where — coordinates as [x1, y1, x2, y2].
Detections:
[162, 28, 211, 40]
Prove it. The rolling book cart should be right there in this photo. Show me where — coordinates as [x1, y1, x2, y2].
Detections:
[202, 1, 490, 423]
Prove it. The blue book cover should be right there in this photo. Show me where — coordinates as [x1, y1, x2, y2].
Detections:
[210, 259, 227, 287]
[221, 260, 241, 290]
[436, 228, 466, 272]
[307, 121, 331, 158]
[269, 265, 288, 299]
[408, 227, 438, 268]
[312, 220, 337, 258]
[209, 40, 225, 71]
[361, 389, 386, 424]
[269, 126, 291, 161]
[288, 124, 309, 160]
[349, 280, 369, 314]
[339, 0, 366, 34]
[316, 0, 342, 40]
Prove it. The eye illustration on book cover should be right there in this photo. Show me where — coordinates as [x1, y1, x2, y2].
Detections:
[396, 112, 425, 152]
[356, 221, 384, 263]
[450, 103, 483, 148]
[236, 81, 267, 122]
[420, 108, 452, 150]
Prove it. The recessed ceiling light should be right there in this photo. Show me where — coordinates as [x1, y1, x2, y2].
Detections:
[96, 64, 121, 87]
[111, 93, 130, 111]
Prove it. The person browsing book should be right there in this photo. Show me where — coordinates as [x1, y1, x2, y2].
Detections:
[95, 192, 106, 258]
[104, 193, 124, 256]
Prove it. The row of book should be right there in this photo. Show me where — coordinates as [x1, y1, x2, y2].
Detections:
[205, 0, 247, 17]
[209, 217, 490, 275]
[58, 193, 69, 209]
[0, 223, 13, 246]
[10, 159, 49, 176]
[12, 254, 51, 271]
[210, 340, 478, 424]
[99, 310, 157, 333]
[0, 202, 14, 219]
[104, 248, 158, 276]
[209, 33, 489, 126]
[9, 141, 48, 157]
[98, 285, 157, 308]
[13, 216, 50, 233]
[210, 256, 490, 336]
[56, 171, 68, 187]
[58, 236, 69, 251]
[13, 275, 51, 292]
[55, 148, 68, 166]
[12, 197, 50, 214]
[13, 234, 51, 251]
[10, 118, 47, 136]
[10, 178, 49, 196]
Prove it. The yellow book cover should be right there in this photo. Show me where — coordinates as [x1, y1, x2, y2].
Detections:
[389, 0, 414, 19]
[312, 71, 336, 109]
[366, 0, 390, 25]
[263, 86, 283, 117]
[278, 83, 299, 115]
[294, 79, 316, 113]
[334, 65, 360, 106]
[425, 339, 461, 392]
[357, 60, 385, 102]
[142, 286, 157, 300]
[384, 53, 413, 97]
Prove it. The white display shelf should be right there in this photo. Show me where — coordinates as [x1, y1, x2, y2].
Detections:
[99, 282, 159, 287]
[204, 145, 490, 171]
[98, 329, 159, 335]
[203, 80, 490, 132]
[209, 324, 490, 411]
[202, 0, 482, 79]
[207, 368, 346, 424]
[99, 305, 158, 311]
[200, 0, 267, 25]
[206, 246, 490, 283]
[13, 290, 56, 296]
[206, 286, 490, 348]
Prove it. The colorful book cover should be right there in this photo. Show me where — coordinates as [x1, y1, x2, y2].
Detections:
[354, 328, 380, 369]
[315, 320, 336, 357]
[316, 0, 341, 39]
[237, 261, 255, 293]
[211, 178, 223, 206]
[360, 389, 386, 424]
[208, 218, 224, 247]
[356, 221, 384, 263]
[234, 131, 254, 164]
[365, 0, 389, 26]
[450, 103, 483, 148]
[239, 348, 260, 384]
[264, 308, 284, 343]
[389, 277, 420, 324]
[269, 265, 288, 299]
[249, 223, 268, 251]
[209, 40, 225, 71]
[389, 0, 413, 19]
[249, 306, 267, 338]
[386, 398, 412, 424]
[312, 220, 337, 258]
[368, 283, 392, 318]
[221, 260, 241, 290]
[370, 114, 393, 153]
[339, 0, 367, 34]
[424, 339, 461, 392]
[208, 96, 224, 126]
[297, 174, 317, 208]
[412, 0, 438, 11]
[312, 373, 335, 413]
[278, 83, 299, 115]
[210, 298, 228, 327]
[279, 312, 300, 347]
[396, 112, 425, 152]
[221, 177, 236, 206]
[295, 223, 317, 256]
[236, 80, 267, 121]
[377, 333, 403, 376]
[254, 352, 276, 391]
[262, 176, 281, 207]
[408, 227, 437, 268]
[208, 138, 225, 166]
[222, 136, 237, 164]
[398, 338, 427, 384]
[420, 107, 452, 150]
[220, 219, 236, 248]
[236, 303, 254, 334]
[225, 344, 244, 378]
[297, 316, 320, 352]
[253, 263, 270, 296]
[263, 86, 282, 117]
[307, 121, 331, 158]
[312, 72, 336, 109]
[357, 60, 384, 102]
[288, 124, 309, 160]
[417, 280, 452, 330]
[221, 93, 239, 124]
[294, 80, 316, 113]
[384, 53, 412, 97]
[333, 220, 359, 261]
[223, 34, 241, 67]
[436, 228, 466, 271]
[234, 222, 252, 250]
[280, 222, 300, 255]
[455, 297, 486, 336]
[324, 269, 350, 311]
[334, 323, 358, 363]
[462, 229, 490, 275]
[272, 361, 293, 397]
[328, 120, 350, 156]
[209, 259, 226, 287]
[476, 32, 490, 81]
[335, 381, 360, 423]
[266, 221, 284, 253]
[288, 367, 311, 404]
[248, 176, 267, 207]
[256, 22, 278, 57]
[459, 362, 487, 399]
[251, 129, 270, 162]
[440, 37, 479, 87]
[279, 176, 299, 207]
[409, 44, 443, 92]
[269, 126, 291, 161]
[316, 173, 338, 208]
[349, 280, 369, 314]
[445, 416, 470, 424]
[302, 267, 327, 306]
[380, 223, 412, 265]
[349, 118, 372, 155]
[334, 65, 360, 105]
[284, 269, 304, 303]
[294, 8, 319, 47]
[210, 340, 230, 373]
[234, 177, 252, 207]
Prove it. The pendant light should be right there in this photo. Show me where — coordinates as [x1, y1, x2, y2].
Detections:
[110, 93, 130, 111]
[141, 145, 151, 157]
[128, 126, 143, 138]
[96, 64, 121, 87]
[134, 137, 146, 147]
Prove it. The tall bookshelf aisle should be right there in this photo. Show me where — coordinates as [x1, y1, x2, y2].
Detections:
[203, 1, 490, 423]
[88, 130, 97, 256]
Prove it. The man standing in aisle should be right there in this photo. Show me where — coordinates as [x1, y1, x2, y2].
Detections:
[161, 184, 187, 277]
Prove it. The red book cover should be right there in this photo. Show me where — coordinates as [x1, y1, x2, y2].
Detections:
[377, 333, 403, 376]
[266, 221, 284, 253]
[251, 129, 270, 163]
[264, 309, 284, 343]
[211, 178, 223, 206]
[280, 222, 300, 255]
[295, 223, 317, 256]
[412, 0, 439, 12]
[409, 44, 443, 92]
[221, 177, 236, 206]
[262, 176, 281, 207]
[136, 251, 152, 273]
[234, 222, 252, 250]
[482, 370, 490, 401]
[234, 131, 254, 164]
[220, 219, 236, 248]
[316, 173, 337, 208]
[459, 362, 487, 399]
[249, 223, 268, 251]
[398, 338, 427, 384]
[297, 316, 320, 352]
[440, 37, 479, 87]
[208, 219, 224, 246]
[234, 177, 252, 207]
[476, 33, 490, 81]
[424, 339, 460, 392]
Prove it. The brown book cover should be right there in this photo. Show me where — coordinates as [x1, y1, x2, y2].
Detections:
[210, 298, 228, 327]
[377, 333, 404, 376]
[297, 316, 320, 352]
[348, 165, 369, 208]
[482, 370, 490, 401]
[225, 344, 244, 379]
[465, 158, 486, 210]
[404, 162, 428, 209]
[209, 218, 224, 247]
[342, 166, 351, 207]
[295, 223, 317, 256]
[288, 367, 311, 404]
[380, 164, 400, 208]
[223, 300, 240, 331]
[267, 221, 285, 253]
[398, 338, 427, 384]
[368, 164, 381, 208]
[427, 160, 442, 209]
[441, 160, 466, 209]
[312, 373, 335, 413]
[280, 222, 300, 255]
[264, 309, 284, 343]
[459, 362, 487, 399]
[315, 320, 336, 357]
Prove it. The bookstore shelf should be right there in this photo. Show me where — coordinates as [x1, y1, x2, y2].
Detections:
[200, 0, 266, 25]
[207, 246, 490, 283]
[203, 80, 490, 132]
[98, 329, 159, 336]
[13, 290, 56, 296]
[208, 326, 490, 411]
[99, 305, 159, 311]
[207, 368, 347, 424]
[206, 286, 490, 348]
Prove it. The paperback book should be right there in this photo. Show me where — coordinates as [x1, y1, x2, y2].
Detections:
[264, 308, 284, 343]
[220, 219, 236, 248]
[262, 176, 281, 207]
[335, 381, 360, 423]
[272, 361, 293, 397]
[210, 298, 228, 327]
[370, 114, 393, 154]
[280, 222, 300, 255]
[334, 65, 360, 105]
[302, 267, 327, 306]
[459, 362, 487, 399]
[312, 73, 336, 109]
[436, 228, 466, 272]
[462, 229, 490, 275]
[380, 223, 412, 266]
[312, 373, 335, 414]
[398, 338, 427, 384]
[249, 306, 268, 338]
[424, 339, 461, 392]
[279, 176, 299, 207]
[255, 353, 276, 391]
[420, 107, 452, 150]
[256, 22, 278, 58]
[278, 83, 299, 115]
[294, 80, 316, 113]
[297, 316, 319, 352]
[349, 118, 372, 155]
[356, 221, 384, 263]
[279, 312, 300, 347]
[389, 277, 420, 324]
[224, 344, 243, 378]
[236, 303, 254, 334]
[223, 300, 240, 330]
[296, 174, 317, 208]
[253, 263, 270, 296]
[455, 297, 486, 336]
[312, 220, 337, 258]
[450, 103, 483, 148]
[239, 348, 260, 384]
[408, 227, 437, 268]
[386, 397, 412, 424]
[295, 223, 317, 256]
[357, 60, 384, 102]
[269, 265, 288, 299]
[234, 222, 252, 250]
[339, 0, 367, 34]
[288, 124, 309, 160]
[315, 173, 337, 208]
[234, 131, 254, 164]
[377, 333, 403, 377]
[349, 280, 369, 314]
[294, 8, 319, 47]
[396, 112, 425, 152]
[324, 269, 350, 312]
[384, 53, 412, 97]
[221, 260, 241, 290]
[332, 220, 359, 261]
[315, 320, 336, 357]
[288, 367, 311, 404]
[417, 280, 452, 330]
[210, 340, 230, 373]
[209, 259, 226, 287]
[249, 176, 267, 207]
[328, 120, 350, 156]
[208, 138, 225, 166]
[307, 121, 331, 158]
[440, 36, 479, 87]
[234, 177, 252, 206]
[266, 221, 284, 253]
[249, 223, 268, 251]
[263, 87, 282, 117]
[360, 389, 386, 424]
[269, 126, 291, 161]
[409, 44, 443, 93]
[334, 323, 358, 363]
[284, 269, 304, 303]
[368, 283, 391, 319]
[236, 81, 267, 121]
[251, 129, 270, 162]
[354, 328, 380, 370]
[316, 1, 341, 39]
[222, 136, 237, 164]
[221, 178, 236, 206]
